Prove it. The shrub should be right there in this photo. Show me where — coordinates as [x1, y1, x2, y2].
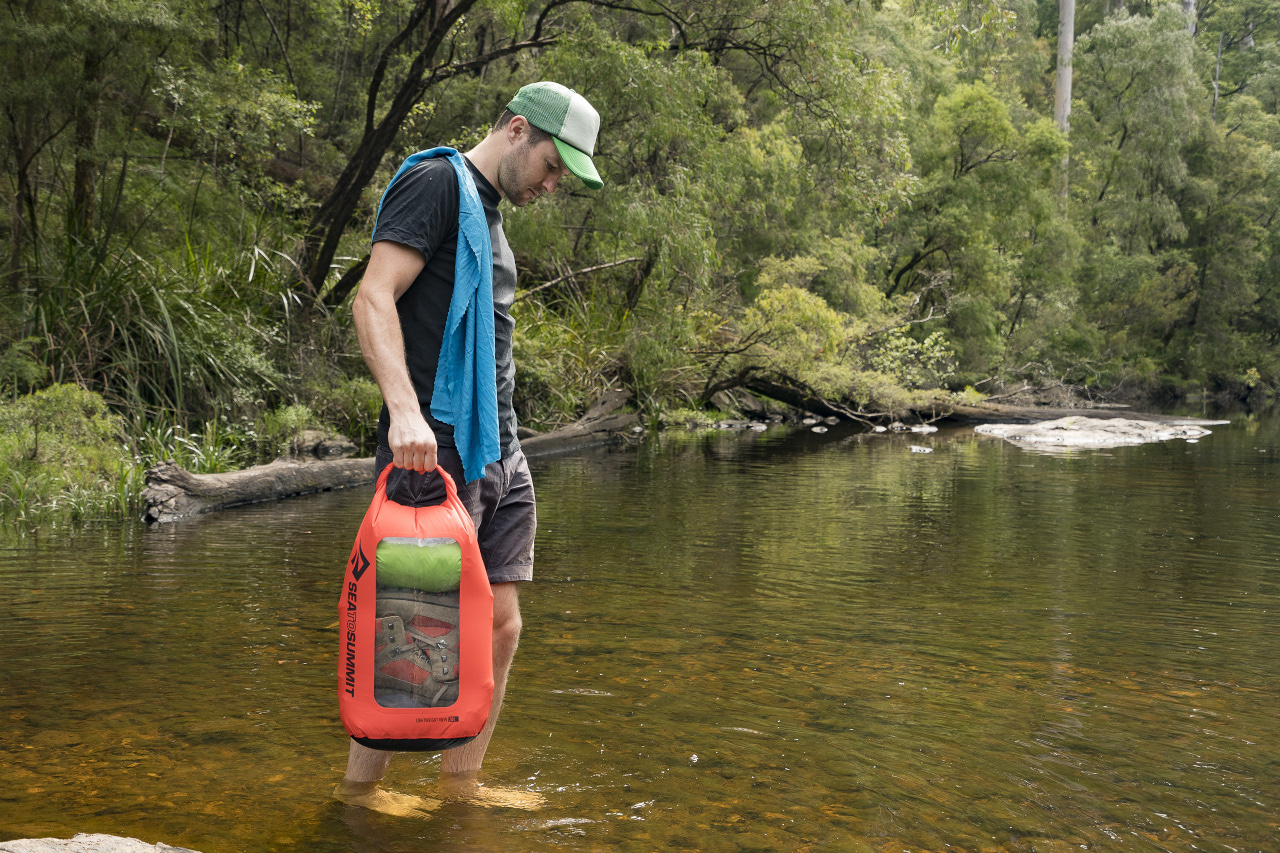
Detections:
[0, 385, 137, 521]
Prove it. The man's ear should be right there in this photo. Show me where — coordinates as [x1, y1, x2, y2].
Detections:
[505, 114, 531, 145]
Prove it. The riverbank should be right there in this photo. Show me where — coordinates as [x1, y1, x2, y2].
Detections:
[138, 396, 1234, 523]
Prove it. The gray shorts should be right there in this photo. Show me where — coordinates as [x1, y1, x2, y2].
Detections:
[375, 445, 536, 584]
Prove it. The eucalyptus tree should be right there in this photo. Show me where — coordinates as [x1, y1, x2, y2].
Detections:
[1056, 0, 1076, 138]
[1072, 5, 1200, 253]
[1056, 0, 1076, 203]
[285, 0, 918, 311]
[1194, 0, 1280, 114]
[1067, 2, 1280, 390]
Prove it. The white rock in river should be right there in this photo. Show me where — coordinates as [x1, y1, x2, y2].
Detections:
[975, 417, 1214, 449]
[0, 834, 200, 853]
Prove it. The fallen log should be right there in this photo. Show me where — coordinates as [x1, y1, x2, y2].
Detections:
[519, 387, 639, 456]
[142, 457, 375, 524]
[141, 389, 640, 523]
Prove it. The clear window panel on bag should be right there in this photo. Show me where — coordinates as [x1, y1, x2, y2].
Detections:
[372, 537, 462, 709]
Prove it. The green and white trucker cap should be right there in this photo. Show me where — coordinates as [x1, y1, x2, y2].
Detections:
[507, 81, 603, 190]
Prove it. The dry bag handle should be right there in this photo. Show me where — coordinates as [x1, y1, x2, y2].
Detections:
[378, 462, 460, 509]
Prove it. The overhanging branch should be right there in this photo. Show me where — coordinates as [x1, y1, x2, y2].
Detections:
[515, 257, 644, 302]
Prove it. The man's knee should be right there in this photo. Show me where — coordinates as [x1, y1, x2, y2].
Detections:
[491, 582, 523, 652]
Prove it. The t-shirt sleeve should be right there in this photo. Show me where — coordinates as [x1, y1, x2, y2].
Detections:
[371, 159, 459, 260]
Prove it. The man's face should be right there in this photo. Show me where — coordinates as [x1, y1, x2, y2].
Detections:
[496, 130, 570, 207]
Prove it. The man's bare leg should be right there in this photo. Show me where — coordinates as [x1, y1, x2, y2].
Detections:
[441, 582, 522, 779]
[344, 739, 393, 783]
[438, 582, 542, 808]
[333, 741, 440, 816]
[334, 582, 529, 811]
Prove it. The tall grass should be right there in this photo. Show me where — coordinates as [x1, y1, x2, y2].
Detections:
[24, 233, 286, 420]
[128, 414, 259, 474]
[512, 290, 626, 428]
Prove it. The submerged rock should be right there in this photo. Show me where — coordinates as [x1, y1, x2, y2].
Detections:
[975, 416, 1214, 449]
[0, 834, 200, 853]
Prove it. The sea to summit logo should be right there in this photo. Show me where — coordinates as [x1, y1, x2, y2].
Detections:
[416, 715, 461, 723]
[348, 544, 370, 580]
[343, 544, 369, 697]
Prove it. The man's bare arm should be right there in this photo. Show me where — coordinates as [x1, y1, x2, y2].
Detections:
[352, 240, 437, 473]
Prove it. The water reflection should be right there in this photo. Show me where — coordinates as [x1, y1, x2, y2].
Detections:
[2, 415, 1279, 851]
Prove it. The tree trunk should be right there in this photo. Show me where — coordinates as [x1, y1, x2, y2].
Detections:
[1213, 32, 1224, 121]
[519, 388, 639, 456]
[142, 393, 638, 522]
[1182, 0, 1197, 34]
[1054, 0, 1075, 201]
[8, 141, 31, 292]
[71, 34, 107, 242]
[7, 111, 42, 294]
[298, 0, 468, 296]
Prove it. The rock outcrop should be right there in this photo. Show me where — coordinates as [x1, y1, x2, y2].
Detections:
[0, 834, 199, 853]
[975, 416, 1220, 449]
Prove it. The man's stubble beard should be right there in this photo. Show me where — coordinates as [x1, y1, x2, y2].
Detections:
[495, 137, 541, 207]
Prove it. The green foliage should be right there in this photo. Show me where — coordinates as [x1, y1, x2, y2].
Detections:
[259, 403, 327, 456]
[21, 230, 287, 418]
[511, 295, 625, 429]
[0, 338, 46, 393]
[130, 415, 257, 474]
[740, 286, 851, 397]
[1074, 6, 1201, 251]
[715, 284, 956, 416]
[9, 0, 1280, 527]
[309, 377, 383, 451]
[869, 329, 957, 390]
[873, 74, 1070, 382]
[154, 58, 317, 171]
[0, 385, 136, 521]
[622, 298, 712, 415]
[922, 0, 1021, 57]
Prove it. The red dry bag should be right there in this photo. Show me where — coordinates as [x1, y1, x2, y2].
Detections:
[338, 465, 494, 751]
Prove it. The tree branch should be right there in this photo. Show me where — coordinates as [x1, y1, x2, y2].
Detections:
[514, 257, 644, 302]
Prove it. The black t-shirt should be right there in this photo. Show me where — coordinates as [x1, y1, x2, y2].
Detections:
[371, 155, 520, 457]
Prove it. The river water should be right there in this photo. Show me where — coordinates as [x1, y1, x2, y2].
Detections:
[2, 412, 1277, 852]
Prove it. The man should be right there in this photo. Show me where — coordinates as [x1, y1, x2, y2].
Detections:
[335, 81, 603, 814]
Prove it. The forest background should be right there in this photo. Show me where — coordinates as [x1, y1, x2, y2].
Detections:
[3, 0, 1279, 520]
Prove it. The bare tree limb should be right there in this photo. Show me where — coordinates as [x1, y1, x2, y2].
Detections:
[514, 257, 644, 302]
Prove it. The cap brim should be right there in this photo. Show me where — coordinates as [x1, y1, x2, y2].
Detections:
[553, 137, 603, 190]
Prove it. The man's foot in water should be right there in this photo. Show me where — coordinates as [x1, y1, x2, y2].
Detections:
[332, 779, 442, 818]
[436, 771, 545, 811]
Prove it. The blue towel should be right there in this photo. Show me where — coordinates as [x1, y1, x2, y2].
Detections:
[373, 147, 500, 483]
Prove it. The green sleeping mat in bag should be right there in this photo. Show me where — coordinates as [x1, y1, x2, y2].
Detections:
[375, 537, 462, 593]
